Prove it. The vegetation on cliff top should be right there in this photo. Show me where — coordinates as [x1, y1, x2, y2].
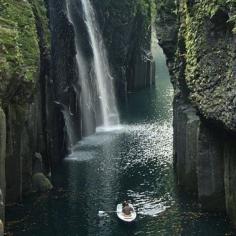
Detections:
[0, 0, 50, 105]
[177, 0, 236, 130]
[0, 0, 39, 84]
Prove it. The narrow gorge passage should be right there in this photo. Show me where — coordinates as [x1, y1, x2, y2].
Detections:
[6, 45, 232, 236]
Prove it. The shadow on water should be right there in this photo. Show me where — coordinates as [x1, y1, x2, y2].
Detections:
[5, 45, 234, 235]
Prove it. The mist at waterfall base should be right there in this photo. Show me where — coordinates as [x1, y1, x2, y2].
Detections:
[6, 44, 232, 235]
[64, 0, 119, 143]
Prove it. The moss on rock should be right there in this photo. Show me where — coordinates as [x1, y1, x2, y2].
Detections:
[0, 0, 51, 206]
[176, 0, 236, 131]
[0, 0, 40, 84]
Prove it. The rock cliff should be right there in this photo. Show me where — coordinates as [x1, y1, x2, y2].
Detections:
[0, 0, 52, 222]
[169, 0, 236, 227]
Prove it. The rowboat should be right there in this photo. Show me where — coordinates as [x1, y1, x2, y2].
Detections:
[116, 203, 137, 222]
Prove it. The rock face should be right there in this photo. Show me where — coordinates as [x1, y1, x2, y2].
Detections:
[155, 0, 178, 63]
[197, 123, 225, 212]
[173, 97, 199, 193]
[224, 137, 236, 226]
[0, 109, 6, 221]
[48, 0, 82, 159]
[176, 0, 236, 131]
[169, 0, 236, 227]
[0, 0, 53, 225]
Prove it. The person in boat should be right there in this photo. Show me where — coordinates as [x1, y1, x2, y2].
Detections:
[122, 201, 133, 216]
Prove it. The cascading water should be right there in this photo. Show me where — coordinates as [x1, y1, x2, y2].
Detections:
[66, 1, 95, 137]
[66, 0, 119, 139]
[80, 0, 120, 127]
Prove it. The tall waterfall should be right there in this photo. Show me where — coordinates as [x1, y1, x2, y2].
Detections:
[80, 0, 120, 127]
[66, 0, 119, 137]
[66, 1, 95, 137]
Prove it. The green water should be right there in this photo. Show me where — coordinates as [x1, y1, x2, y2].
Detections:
[6, 46, 233, 235]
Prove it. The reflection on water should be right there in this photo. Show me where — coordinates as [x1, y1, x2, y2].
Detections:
[6, 45, 233, 236]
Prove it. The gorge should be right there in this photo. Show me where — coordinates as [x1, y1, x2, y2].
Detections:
[0, 0, 236, 235]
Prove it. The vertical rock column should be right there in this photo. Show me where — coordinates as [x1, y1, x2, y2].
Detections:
[5, 105, 24, 203]
[197, 124, 225, 211]
[174, 98, 199, 193]
[0, 107, 6, 222]
[224, 138, 236, 227]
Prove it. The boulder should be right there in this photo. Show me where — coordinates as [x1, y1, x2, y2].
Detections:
[32, 173, 53, 193]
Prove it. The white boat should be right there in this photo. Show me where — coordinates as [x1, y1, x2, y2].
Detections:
[116, 203, 137, 222]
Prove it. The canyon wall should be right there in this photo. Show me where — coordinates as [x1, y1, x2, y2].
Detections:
[167, 0, 236, 226]
[0, 0, 53, 223]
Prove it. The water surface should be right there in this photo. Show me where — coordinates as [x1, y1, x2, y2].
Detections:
[6, 47, 233, 236]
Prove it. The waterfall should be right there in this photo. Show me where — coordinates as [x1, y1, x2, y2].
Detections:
[80, 0, 120, 127]
[66, 0, 119, 139]
[66, 1, 95, 136]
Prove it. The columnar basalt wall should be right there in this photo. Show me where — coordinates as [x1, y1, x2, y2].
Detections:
[224, 137, 236, 225]
[0, 0, 53, 225]
[174, 97, 226, 211]
[169, 0, 236, 226]
[197, 123, 225, 212]
[0, 108, 6, 221]
[173, 97, 199, 194]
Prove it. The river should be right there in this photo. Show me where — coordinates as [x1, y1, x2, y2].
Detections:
[6, 46, 232, 236]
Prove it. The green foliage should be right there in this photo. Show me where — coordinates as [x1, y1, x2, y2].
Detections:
[177, 0, 236, 126]
[28, 0, 51, 49]
[137, 0, 157, 24]
[0, 0, 40, 83]
[0, 17, 23, 89]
